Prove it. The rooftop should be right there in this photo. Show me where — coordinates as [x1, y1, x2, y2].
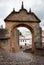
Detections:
[4, 2, 41, 22]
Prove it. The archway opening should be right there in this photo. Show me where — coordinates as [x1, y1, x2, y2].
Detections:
[17, 27, 32, 51]
[11, 24, 35, 52]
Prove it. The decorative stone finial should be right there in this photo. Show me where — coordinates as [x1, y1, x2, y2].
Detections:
[13, 8, 15, 11]
[29, 8, 31, 13]
[21, 1, 24, 9]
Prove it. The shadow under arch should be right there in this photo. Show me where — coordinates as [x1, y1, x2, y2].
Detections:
[10, 24, 35, 53]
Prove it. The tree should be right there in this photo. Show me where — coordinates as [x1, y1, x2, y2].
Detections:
[19, 32, 22, 36]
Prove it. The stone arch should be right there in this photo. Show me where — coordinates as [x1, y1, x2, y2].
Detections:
[4, 2, 42, 52]
[10, 23, 35, 52]
[11, 24, 34, 33]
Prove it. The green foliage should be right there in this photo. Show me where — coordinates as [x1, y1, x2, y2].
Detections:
[19, 32, 22, 36]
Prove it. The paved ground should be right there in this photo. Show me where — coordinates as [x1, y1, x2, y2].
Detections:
[0, 49, 44, 65]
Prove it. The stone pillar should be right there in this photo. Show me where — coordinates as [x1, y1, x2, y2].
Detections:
[34, 25, 42, 48]
[32, 32, 36, 52]
[11, 28, 20, 52]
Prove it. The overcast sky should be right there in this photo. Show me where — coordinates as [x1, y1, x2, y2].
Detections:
[0, 0, 44, 30]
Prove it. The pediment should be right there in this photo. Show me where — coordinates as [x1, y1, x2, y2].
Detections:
[4, 9, 41, 22]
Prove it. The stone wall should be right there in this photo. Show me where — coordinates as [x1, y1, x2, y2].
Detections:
[0, 28, 21, 52]
[5, 21, 42, 50]
[0, 21, 42, 52]
[42, 42, 44, 47]
[11, 28, 20, 52]
[0, 39, 10, 51]
[34, 26, 42, 48]
[42, 31, 44, 47]
[0, 29, 10, 51]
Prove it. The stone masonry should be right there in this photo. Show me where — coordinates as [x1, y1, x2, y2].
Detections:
[0, 2, 42, 52]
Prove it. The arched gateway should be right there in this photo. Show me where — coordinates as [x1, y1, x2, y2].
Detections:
[4, 2, 42, 52]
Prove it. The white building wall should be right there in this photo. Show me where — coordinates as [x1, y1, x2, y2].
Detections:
[19, 38, 32, 46]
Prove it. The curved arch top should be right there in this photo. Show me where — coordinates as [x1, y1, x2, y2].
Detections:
[11, 23, 34, 34]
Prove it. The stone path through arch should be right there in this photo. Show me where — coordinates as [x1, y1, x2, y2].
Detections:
[0, 49, 44, 65]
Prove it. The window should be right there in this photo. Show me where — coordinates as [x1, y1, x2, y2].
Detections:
[23, 40, 24, 42]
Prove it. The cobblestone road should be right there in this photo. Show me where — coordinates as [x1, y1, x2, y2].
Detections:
[0, 49, 44, 65]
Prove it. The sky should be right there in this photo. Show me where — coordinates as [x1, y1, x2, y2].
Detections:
[17, 27, 32, 38]
[0, 0, 44, 30]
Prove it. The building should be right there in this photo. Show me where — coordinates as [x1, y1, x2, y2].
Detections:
[42, 31, 44, 47]
[19, 34, 32, 46]
[0, 2, 43, 52]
